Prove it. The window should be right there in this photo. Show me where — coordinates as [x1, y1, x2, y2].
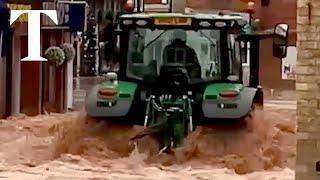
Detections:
[126, 28, 221, 82]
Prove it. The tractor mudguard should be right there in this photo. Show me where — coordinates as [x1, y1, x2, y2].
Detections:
[86, 81, 138, 118]
[202, 83, 257, 119]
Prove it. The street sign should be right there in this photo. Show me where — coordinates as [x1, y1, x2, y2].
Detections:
[68, 3, 86, 32]
[0, 6, 10, 57]
[42, 1, 87, 33]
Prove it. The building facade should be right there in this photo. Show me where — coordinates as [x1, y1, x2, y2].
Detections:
[296, 0, 320, 179]
[0, 4, 10, 118]
[1, 0, 77, 117]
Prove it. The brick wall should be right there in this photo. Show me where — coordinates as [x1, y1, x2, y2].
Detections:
[296, 0, 320, 179]
[259, 0, 296, 29]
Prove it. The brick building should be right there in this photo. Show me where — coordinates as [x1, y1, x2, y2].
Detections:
[187, 0, 297, 93]
[296, 0, 320, 179]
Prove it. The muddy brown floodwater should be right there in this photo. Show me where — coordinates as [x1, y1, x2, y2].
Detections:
[0, 105, 295, 179]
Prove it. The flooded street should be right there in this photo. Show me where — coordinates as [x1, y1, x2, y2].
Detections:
[0, 77, 296, 179]
[0, 102, 296, 179]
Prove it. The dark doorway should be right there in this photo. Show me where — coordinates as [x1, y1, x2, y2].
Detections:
[4, 28, 13, 118]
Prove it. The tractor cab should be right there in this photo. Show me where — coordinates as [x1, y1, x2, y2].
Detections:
[115, 12, 288, 90]
[116, 13, 249, 87]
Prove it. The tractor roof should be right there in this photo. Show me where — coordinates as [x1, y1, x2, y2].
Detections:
[119, 12, 248, 29]
[120, 12, 247, 22]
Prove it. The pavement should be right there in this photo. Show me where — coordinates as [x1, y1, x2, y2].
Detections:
[264, 100, 296, 110]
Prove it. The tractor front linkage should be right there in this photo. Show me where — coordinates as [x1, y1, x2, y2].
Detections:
[131, 93, 194, 152]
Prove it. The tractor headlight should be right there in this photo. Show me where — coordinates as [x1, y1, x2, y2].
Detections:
[123, 20, 133, 25]
[136, 20, 148, 26]
[215, 21, 227, 28]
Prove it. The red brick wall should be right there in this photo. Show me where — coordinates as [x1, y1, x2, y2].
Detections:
[187, 0, 249, 11]
[186, 0, 296, 30]
[259, 0, 296, 29]
[145, 0, 162, 3]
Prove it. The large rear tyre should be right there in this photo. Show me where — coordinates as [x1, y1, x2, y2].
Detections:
[243, 103, 262, 132]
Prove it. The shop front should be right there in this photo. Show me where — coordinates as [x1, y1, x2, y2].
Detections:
[7, 2, 42, 116]
[4, 0, 80, 116]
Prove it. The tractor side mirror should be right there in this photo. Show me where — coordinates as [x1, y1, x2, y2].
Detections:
[273, 23, 289, 58]
[113, 28, 122, 65]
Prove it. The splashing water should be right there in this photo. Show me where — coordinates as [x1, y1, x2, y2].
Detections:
[0, 106, 295, 179]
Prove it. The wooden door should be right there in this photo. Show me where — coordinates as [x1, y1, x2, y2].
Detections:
[20, 35, 43, 116]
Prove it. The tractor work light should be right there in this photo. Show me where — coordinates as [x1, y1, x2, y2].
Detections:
[125, 0, 134, 13]
[123, 20, 133, 25]
[215, 21, 227, 28]
[199, 21, 211, 27]
[136, 20, 148, 26]
[246, 1, 256, 14]
[219, 90, 239, 98]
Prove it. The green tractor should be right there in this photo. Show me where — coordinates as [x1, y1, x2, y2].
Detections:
[86, 5, 289, 151]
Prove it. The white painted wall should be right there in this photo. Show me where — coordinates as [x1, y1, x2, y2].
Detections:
[64, 32, 73, 109]
[10, 24, 28, 115]
[11, 34, 21, 115]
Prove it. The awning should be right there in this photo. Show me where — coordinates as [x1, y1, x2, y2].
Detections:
[0, 5, 10, 57]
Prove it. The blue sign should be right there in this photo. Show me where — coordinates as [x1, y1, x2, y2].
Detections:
[0, 1, 9, 57]
[0, 0, 6, 9]
[68, 3, 86, 33]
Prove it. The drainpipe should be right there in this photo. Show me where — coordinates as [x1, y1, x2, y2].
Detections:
[75, 32, 82, 89]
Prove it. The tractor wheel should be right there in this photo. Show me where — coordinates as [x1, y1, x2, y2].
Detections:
[242, 110, 253, 132]
[243, 103, 262, 132]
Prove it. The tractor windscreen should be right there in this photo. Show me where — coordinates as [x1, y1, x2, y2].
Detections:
[126, 28, 221, 83]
